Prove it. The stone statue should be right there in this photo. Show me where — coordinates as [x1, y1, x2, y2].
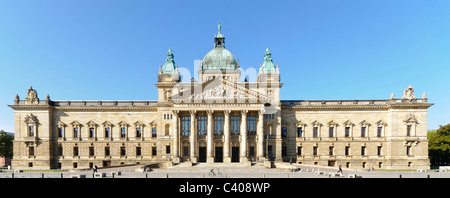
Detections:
[402, 85, 416, 100]
[25, 86, 39, 104]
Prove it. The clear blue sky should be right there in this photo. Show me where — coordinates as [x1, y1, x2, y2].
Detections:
[0, 0, 449, 132]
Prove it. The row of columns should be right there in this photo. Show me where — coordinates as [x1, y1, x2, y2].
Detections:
[171, 109, 265, 163]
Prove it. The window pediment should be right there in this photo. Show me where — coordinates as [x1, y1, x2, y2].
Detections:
[24, 114, 39, 125]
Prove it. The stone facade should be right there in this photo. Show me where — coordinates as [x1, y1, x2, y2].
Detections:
[9, 25, 433, 170]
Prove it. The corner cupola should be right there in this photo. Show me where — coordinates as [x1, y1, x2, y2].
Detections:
[161, 48, 177, 74]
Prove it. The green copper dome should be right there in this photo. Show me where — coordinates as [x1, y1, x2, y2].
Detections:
[161, 48, 176, 74]
[201, 23, 237, 71]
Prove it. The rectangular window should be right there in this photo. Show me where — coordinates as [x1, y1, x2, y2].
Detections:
[345, 127, 350, 137]
[313, 127, 318, 137]
[90, 128, 95, 138]
[377, 127, 382, 137]
[181, 116, 191, 136]
[231, 116, 240, 135]
[297, 127, 303, 137]
[214, 116, 224, 135]
[166, 145, 171, 154]
[29, 146, 34, 156]
[120, 147, 126, 156]
[105, 127, 110, 138]
[361, 127, 366, 137]
[297, 146, 302, 156]
[329, 146, 334, 156]
[152, 127, 157, 138]
[105, 147, 110, 156]
[198, 115, 207, 136]
[89, 147, 95, 156]
[329, 127, 334, 137]
[28, 126, 34, 137]
[345, 146, 350, 156]
[58, 127, 64, 138]
[152, 147, 157, 156]
[407, 125, 412, 136]
[377, 146, 382, 156]
[73, 147, 79, 156]
[247, 116, 257, 135]
[74, 128, 79, 138]
[361, 146, 366, 156]
[121, 127, 126, 138]
[282, 127, 287, 137]
[136, 147, 141, 156]
[136, 127, 142, 138]
[407, 146, 411, 156]
[313, 146, 318, 156]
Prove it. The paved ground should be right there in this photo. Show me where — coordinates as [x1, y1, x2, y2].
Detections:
[1, 163, 449, 178]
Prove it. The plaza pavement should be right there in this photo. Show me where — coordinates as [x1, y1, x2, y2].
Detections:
[1, 162, 449, 178]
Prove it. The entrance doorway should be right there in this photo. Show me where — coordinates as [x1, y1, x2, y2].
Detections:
[231, 147, 240, 163]
[215, 147, 223, 162]
[199, 147, 206, 163]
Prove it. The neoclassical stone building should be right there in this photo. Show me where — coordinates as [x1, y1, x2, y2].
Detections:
[9, 24, 433, 170]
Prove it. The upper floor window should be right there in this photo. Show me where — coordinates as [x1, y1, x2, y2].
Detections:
[345, 127, 350, 137]
[313, 127, 318, 138]
[120, 127, 126, 138]
[58, 127, 64, 138]
[214, 116, 224, 135]
[231, 116, 240, 135]
[152, 127, 157, 138]
[105, 127, 111, 138]
[198, 115, 207, 136]
[136, 127, 142, 138]
[89, 128, 95, 138]
[297, 127, 303, 137]
[73, 128, 79, 138]
[247, 116, 257, 135]
[28, 126, 35, 137]
[329, 127, 334, 137]
[181, 116, 191, 136]
[406, 125, 412, 136]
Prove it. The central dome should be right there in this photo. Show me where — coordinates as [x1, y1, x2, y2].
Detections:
[202, 47, 237, 71]
[201, 22, 237, 71]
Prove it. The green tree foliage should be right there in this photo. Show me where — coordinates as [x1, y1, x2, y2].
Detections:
[428, 124, 450, 166]
[0, 130, 14, 159]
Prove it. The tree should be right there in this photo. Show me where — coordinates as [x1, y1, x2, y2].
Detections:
[428, 124, 450, 166]
[0, 130, 14, 159]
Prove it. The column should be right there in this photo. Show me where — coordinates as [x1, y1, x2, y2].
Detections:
[257, 110, 264, 161]
[190, 110, 197, 163]
[224, 110, 231, 163]
[240, 110, 247, 163]
[172, 110, 180, 163]
[206, 110, 214, 163]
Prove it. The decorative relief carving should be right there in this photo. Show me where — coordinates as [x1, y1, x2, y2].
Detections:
[404, 113, 419, 124]
[24, 114, 39, 125]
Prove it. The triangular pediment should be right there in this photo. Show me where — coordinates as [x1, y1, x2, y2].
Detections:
[171, 78, 271, 104]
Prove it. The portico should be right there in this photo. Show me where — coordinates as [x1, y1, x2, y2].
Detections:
[171, 108, 271, 164]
